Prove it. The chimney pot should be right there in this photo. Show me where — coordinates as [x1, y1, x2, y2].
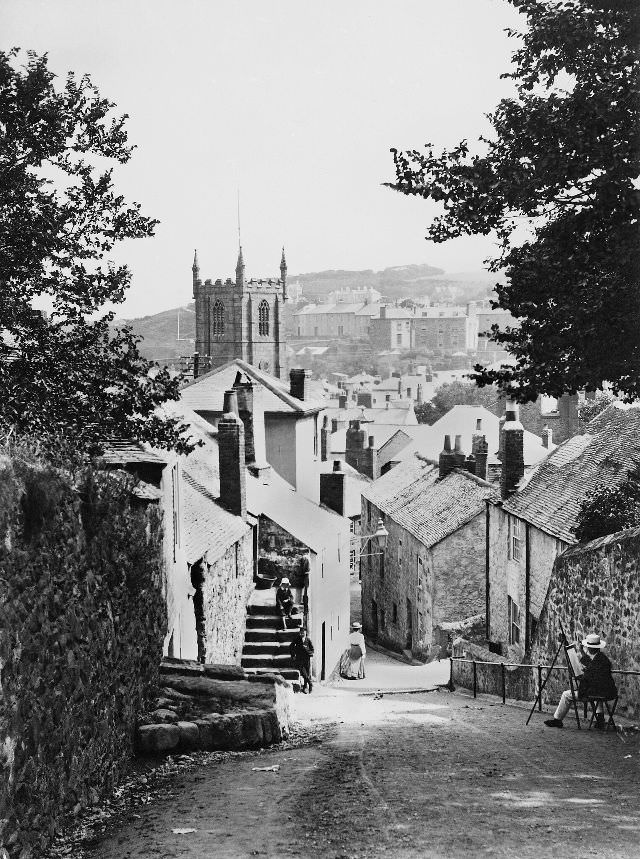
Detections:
[223, 388, 239, 416]
[542, 425, 553, 449]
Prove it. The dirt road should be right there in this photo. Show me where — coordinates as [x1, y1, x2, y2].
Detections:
[78, 676, 640, 859]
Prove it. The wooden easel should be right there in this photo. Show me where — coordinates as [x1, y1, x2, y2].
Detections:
[526, 620, 582, 728]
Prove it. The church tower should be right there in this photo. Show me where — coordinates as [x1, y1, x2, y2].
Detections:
[193, 247, 288, 379]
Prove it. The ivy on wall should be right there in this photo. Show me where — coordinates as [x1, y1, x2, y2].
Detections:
[0, 449, 167, 858]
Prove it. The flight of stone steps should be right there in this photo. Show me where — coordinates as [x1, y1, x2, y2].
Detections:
[241, 599, 303, 692]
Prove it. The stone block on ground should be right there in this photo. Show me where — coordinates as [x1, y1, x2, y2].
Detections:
[202, 664, 247, 681]
[149, 708, 179, 724]
[137, 724, 180, 754]
[177, 721, 200, 750]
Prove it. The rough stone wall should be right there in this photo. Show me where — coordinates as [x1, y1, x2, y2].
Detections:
[431, 514, 486, 628]
[530, 526, 640, 719]
[201, 530, 254, 664]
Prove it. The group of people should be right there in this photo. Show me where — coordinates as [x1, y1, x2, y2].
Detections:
[278, 575, 617, 727]
[275, 576, 367, 692]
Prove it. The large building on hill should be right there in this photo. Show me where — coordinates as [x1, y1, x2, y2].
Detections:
[192, 247, 288, 379]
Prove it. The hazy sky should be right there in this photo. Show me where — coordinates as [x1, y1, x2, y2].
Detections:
[1, 1, 521, 317]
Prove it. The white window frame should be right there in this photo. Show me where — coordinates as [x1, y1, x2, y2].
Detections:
[508, 515, 523, 563]
[507, 595, 521, 645]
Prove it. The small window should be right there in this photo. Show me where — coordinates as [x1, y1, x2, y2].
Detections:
[349, 519, 356, 534]
[508, 516, 523, 562]
[258, 300, 270, 336]
[350, 549, 356, 570]
[508, 596, 521, 645]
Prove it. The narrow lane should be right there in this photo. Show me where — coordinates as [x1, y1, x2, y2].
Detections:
[84, 680, 640, 859]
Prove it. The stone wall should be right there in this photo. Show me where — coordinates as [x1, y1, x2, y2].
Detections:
[201, 531, 255, 664]
[431, 513, 486, 628]
[530, 527, 640, 720]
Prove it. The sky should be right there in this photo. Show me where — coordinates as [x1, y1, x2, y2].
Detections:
[1, 0, 521, 318]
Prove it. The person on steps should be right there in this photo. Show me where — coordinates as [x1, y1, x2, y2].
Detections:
[290, 627, 314, 693]
[545, 632, 617, 730]
[275, 577, 295, 631]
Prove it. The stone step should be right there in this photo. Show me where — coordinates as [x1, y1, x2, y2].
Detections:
[246, 602, 303, 617]
[241, 654, 296, 669]
[245, 628, 299, 643]
[242, 641, 292, 657]
[244, 667, 302, 682]
[246, 614, 303, 631]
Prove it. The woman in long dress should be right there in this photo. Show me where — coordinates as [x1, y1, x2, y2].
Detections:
[339, 622, 366, 679]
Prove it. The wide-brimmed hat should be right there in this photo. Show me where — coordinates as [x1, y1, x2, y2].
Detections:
[351, 622, 362, 630]
[280, 577, 290, 585]
[582, 633, 606, 649]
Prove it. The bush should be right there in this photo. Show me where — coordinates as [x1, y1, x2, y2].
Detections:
[0, 449, 166, 857]
[574, 479, 640, 543]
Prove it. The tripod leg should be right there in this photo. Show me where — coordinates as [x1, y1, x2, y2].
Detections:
[526, 642, 563, 726]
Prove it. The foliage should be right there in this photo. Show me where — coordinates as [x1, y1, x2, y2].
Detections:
[577, 392, 615, 425]
[0, 49, 194, 454]
[0, 448, 167, 857]
[574, 478, 640, 542]
[414, 381, 501, 424]
[388, 1, 640, 402]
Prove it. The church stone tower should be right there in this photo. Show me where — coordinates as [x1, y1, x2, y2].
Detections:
[193, 247, 288, 379]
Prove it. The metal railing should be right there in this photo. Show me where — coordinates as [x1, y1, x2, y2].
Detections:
[450, 657, 640, 708]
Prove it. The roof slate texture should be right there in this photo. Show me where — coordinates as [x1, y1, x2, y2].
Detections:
[180, 359, 324, 416]
[501, 404, 640, 543]
[182, 471, 251, 565]
[363, 455, 497, 549]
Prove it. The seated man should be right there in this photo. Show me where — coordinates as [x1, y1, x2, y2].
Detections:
[275, 577, 295, 630]
[545, 632, 617, 730]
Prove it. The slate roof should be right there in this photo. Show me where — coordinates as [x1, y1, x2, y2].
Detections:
[386, 405, 553, 467]
[501, 404, 640, 543]
[180, 358, 324, 416]
[363, 455, 497, 549]
[100, 440, 168, 466]
[182, 471, 251, 565]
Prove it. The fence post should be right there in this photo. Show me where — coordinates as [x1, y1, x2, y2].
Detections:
[501, 662, 506, 704]
[537, 665, 543, 712]
[473, 661, 477, 698]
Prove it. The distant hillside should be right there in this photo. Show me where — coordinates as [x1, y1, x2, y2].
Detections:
[117, 264, 500, 359]
[117, 304, 195, 361]
[294, 264, 496, 303]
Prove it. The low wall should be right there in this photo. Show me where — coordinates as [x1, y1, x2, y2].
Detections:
[137, 660, 293, 754]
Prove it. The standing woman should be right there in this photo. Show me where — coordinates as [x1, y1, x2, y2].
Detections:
[339, 621, 366, 679]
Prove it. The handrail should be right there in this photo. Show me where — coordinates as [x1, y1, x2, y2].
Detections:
[451, 657, 640, 678]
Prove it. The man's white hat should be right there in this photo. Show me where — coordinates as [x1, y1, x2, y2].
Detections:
[582, 632, 606, 649]
[351, 621, 362, 630]
[280, 577, 290, 585]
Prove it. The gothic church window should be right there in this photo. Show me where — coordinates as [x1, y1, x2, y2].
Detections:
[211, 300, 225, 336]
[258, 299, 270, 336]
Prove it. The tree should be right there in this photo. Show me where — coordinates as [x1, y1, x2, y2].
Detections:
[415, 380, 501, 424]
[574, 479, 640, 542]
[387, 1, 640, 403]
[577, 391, 615, 425]
[0, 49, 193, 454]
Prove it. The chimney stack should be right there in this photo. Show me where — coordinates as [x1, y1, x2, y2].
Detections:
[338, 394, 348, 409]
[193, 352, 200, 380]
[416, 384, 423, 404]
[366, 435, 379, 480]
[320, 415, 330, 462]
[233, 375, 269, 477]
[474, 435, 489, 481]
[290, 368, 310, 401]
[439, 435, 456, 480]
[452, 435, 466, 468]
[542, 425, 553, 449]
[465, 454, 476, 475]
[500, 399, 525, 498]
[320, 460, 347, 516]
[218, 391, 246, 519]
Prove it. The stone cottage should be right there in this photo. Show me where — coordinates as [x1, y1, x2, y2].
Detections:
[487, 402, 640, 659]
[360, 435, 497, 659]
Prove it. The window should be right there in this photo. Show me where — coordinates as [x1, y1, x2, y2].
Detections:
[338, 325, 344, 336]
[508, 596, 521, 645]
[392, 603, 398, 623]
[349, 519, 356, 534]
[211, 299, 225, 336]
[258, 300, 270, 336]
[508, 516, 523, 562]
[397, 538, 402, 565]
[396, 333, 402, 346]
[350, 549, 356, 570]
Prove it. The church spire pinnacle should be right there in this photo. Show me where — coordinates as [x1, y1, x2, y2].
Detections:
[236, 245, 245, 286]
[192, 248, 200, 295]
[280, 246, 287, 301]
